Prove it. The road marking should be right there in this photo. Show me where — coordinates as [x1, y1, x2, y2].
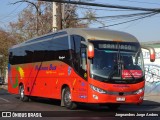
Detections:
[0, 97, 10, 102]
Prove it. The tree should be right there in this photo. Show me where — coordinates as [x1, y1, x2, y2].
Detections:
[9, 0, 97, 41]
[62, 3, 88, 28]
[9, 1, 53, 42]
[0, 29, 16, 77]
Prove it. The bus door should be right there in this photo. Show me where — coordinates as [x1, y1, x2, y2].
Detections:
[71, 35, 88, 102]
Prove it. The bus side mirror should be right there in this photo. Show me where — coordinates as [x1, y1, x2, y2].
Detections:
[88, 43, 94, 59]
[141, 45, 155, 62]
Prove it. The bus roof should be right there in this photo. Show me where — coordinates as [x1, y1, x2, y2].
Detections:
[10, 28, 139, 49]
[65, 28, 138, 42]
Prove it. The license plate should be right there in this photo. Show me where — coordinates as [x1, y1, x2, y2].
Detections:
[116, 97, 125, 102]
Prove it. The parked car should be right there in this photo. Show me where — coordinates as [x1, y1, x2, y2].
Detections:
[0, 77, 4, 85]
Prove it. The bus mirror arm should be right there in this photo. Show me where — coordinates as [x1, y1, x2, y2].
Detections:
[141, 45, 155, 62]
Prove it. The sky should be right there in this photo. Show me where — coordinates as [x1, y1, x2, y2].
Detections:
[0, 0, 160, 42]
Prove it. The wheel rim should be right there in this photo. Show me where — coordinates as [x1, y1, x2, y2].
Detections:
[64, 90, 71, 106]
[20, 87, 24, 99]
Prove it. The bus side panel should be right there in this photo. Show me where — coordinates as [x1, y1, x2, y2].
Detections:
[71, 78, 88, 103]
[8, 64, 27, 95]
[8, 61, 89, 103]
[8, 66, 18, 94]
[8, 65, 19, 94]
[33, 61, 87, 101]
[24, 62, 44, 97]
[29, 61, 89, 103]
[23, 61, 67, 99]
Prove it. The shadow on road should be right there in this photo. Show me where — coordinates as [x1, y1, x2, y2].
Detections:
[14, 95, 62, 107]
[20, 96, 160, 112]
[76, 100, 160, 112]
[0, 88, 10, 95]
[1, 88, 160, 112]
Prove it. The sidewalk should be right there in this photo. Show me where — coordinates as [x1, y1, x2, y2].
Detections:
[0, 84, 8, 90]
[143, 94, 160, 105]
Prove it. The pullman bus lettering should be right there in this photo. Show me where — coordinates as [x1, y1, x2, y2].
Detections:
[8, 28, 155, 110]
[35, 64, 56, 71]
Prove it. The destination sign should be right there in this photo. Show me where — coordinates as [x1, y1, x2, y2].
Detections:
[98, 44, 137, 51]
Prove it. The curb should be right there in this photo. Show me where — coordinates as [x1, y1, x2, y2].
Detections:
[0, 84, 8, 90]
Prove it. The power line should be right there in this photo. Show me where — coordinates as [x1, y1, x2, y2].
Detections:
[6, 0, 159, 33]
[71, 11, 154, 20]
[115, 0, 160, 6]
[0, 2, 23, 20]
[0, 4, 31, 29]
[1, 5, 31, 23]
[39, 0, 160, 12]
[38, 0, 160, 29]
[105, 12, 158, 27]
[78, 6, 136, 11]
[72, 11, 158, 28]
[99, 12, 158, 28]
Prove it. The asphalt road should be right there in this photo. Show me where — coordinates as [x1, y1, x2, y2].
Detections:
[0, 86, 160, 120]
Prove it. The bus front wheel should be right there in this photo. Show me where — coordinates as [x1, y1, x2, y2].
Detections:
[63, 87, 77, 109]
[19, 85, 29, 102]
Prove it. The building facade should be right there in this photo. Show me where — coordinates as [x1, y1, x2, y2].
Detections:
[141, 41, 160, 95]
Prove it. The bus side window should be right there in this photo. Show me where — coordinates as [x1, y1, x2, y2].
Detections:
[70, 35, 87, 79]
[70, 35, 81, 72]
[9, 52, 13, 64]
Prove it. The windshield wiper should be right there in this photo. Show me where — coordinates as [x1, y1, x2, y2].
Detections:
[107, 64, 118, 81]
[107, 43, 122, 81]
[135, 48, 141, 65]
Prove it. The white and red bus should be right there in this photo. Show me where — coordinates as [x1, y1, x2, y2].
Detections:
[8, 28, 155, 109]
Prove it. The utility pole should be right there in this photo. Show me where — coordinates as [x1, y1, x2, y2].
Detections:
[62, 3, 65, 28]
[57, 3, 62, 30]
[52, 2, 62, 32]
[52, 2, 57, 32]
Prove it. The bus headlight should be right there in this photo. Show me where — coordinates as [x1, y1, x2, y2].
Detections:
[90, 84, 107, 94]
[133, 88, 144, 94]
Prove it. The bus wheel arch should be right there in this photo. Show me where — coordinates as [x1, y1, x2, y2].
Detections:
[19, 84, 29, 102]
[61, 85, 77, 109]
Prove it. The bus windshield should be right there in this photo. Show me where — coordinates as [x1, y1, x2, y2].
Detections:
[90, 41, 144, 83]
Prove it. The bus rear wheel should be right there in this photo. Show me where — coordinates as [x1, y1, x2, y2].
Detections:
[19, 85, 29, 102]
[63, 87, 77, 109]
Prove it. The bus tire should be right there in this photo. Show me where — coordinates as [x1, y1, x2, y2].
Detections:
[19, 85, 29, 102]
[63, 87, 77, 109]
[108, 104, 120, 110]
